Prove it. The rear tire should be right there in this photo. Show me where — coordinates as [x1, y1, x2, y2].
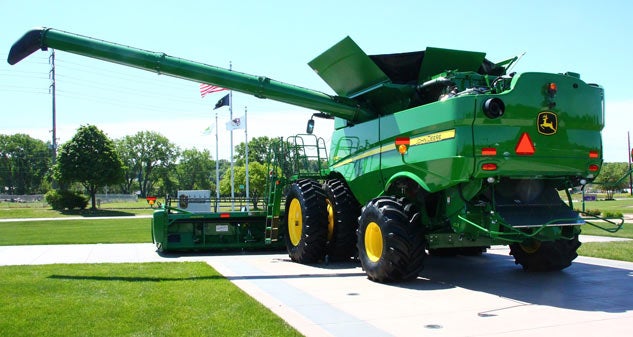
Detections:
[324, 179, 361, 261]
[509, 235, 581, 271]
[284, 179, 328, 263]
[357, 196, 426, 283]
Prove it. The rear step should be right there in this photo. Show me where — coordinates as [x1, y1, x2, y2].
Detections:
[494, 182, 582, 228]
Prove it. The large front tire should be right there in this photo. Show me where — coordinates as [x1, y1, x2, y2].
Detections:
[509, 235, 581, 271]
[357, 196, 426, 283]
[284, 179, 328, 263]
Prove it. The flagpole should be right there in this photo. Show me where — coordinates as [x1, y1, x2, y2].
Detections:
[200, 80, 228, 212]
[215, 111, 220, 211]
[245, 106, 250, 211]
[229, 62, 235, 211]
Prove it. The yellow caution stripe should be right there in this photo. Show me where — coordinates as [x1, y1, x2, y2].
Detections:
[331, 129, 456, 169]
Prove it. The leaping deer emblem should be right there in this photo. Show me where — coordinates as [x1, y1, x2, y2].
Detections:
[538, 112, 557, 135]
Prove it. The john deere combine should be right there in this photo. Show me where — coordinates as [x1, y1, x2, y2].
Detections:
[9, 28, 620, 283]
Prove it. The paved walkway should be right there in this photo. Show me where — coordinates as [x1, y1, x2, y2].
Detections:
[1, 239, 633, 336]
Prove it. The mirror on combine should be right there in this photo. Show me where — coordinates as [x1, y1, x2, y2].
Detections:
[306, 118, 315, 134]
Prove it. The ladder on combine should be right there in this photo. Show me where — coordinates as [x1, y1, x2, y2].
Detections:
[264, 134, 329, 244]
[264, 138, 287, 244]
[264, 174, 284, 243]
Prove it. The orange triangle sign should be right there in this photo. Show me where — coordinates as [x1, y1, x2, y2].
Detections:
[515, 132, 535, 155]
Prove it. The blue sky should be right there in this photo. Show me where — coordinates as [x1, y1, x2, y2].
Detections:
[1, 0, 632, 161]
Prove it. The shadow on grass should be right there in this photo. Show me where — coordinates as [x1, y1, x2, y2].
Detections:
[59, 209, 138, 217]
[48, 274, 225, 282]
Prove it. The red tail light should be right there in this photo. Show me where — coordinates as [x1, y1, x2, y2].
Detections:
[482, 163, 498, 171]
[481, 148, 497, 156]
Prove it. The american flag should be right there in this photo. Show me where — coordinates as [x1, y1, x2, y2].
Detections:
[199, 83, 226, 98]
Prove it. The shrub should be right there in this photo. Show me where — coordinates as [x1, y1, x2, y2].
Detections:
[45, 190, 89, 210]
[602, 211, 624, 219]
[584, 209, 602, 216]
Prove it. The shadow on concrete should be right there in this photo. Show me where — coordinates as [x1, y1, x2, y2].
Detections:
[410, 252, 633, 313]
[156, 247, 633, 313]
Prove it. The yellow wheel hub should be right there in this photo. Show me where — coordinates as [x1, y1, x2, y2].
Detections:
[326, 198, 334, 241]
[288, 198, 303, 246]
[364, 221, 383, 262]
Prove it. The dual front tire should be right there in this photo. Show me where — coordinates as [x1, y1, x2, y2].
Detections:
[284, 178, 360, 263]
[284, 184, 426, 283]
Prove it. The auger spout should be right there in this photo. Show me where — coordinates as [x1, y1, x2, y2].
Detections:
[8, 28, 374, 123]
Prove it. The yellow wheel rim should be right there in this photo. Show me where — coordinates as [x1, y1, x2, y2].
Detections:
[326, 198, 334, 241]
[520, 240, 541, 254]
[288, 198, 303, 246]
[364, 221, 383, 262]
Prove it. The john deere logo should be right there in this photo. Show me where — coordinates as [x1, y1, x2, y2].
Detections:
[537, 112, 557, 135]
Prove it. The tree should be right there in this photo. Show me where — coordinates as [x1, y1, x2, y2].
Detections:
[0, 134, 51, 194]
[54, 125, 125, 209]
[234, 136, 275, 165]
[219, 161, 268, 209]
[594, 162, 630, 200]
[175, 148, 215, 191]
[114, 137, 138, 194]
[116, 131, 179, 197]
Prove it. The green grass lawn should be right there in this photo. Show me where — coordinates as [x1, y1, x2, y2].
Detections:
[0, 201, 155, 218]
[577, 217, 633, 262]
[571, 195, 633, 214]
[0, 262, 301, 337]
[581, 222, 633, 238]
[0, 218, 152, 245]
[577, 241, 633, 262]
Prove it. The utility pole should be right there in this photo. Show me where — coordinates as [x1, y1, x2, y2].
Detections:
[49, 49, 57, 164]
[215, 110, 220, 212]
[229, 61, 235, 211]
[244, 106, 249, 211]
[626, 131, 633, 196]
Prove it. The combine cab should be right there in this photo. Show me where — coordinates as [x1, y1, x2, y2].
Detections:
[8, 28, 621, 283]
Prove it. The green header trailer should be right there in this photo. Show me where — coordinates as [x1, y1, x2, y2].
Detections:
[9, 28, 621, 283]
[150, 134, 328, 253]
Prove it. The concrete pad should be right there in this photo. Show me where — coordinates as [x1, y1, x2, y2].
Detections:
[1, 242, 633, 336]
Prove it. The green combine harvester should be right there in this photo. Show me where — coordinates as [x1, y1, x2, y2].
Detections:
[9, 28, 621, 283]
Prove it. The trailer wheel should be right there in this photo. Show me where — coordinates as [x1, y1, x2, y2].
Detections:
[509, 235, 581, 271]
[357, 196, 426, 283]
[284, 179, 328, 263]
[323, 179, 361, 261]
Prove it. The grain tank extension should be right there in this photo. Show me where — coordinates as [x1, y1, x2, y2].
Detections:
[9, 28, 620, 283]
